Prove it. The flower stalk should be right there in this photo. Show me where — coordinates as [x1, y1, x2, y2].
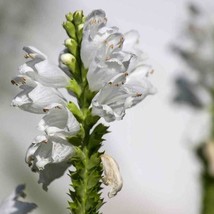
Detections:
[63, 11, 108, 213]
[11, 8, 155, 214]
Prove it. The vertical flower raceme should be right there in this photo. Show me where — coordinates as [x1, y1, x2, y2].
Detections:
[12, 9, 155, 214]
[0, 184, 37, 214]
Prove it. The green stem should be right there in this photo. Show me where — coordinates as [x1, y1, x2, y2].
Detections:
[201, 172, 214, 214]
[63, 11, 108, 213]
[201, 89, 214, 214]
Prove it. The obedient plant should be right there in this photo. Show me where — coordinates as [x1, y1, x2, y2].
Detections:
[172, 4, 214, 214]
[11, 9, 155, 213]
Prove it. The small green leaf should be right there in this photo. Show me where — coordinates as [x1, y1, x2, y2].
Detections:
[67, 102, 84, 122]
[63, 21, 76, 39]
[66, 79, 82, 98]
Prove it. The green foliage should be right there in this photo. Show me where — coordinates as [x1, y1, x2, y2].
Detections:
[69, 144, 106, 214]
[88, 124, 109, 156]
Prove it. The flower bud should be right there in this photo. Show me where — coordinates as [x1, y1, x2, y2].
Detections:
[63, 21, 76, 40]
[61, 53, 80, 80]
[73, 10, 84, 25]
[66, 12, 73, 22]
[65, 38, 78, 57]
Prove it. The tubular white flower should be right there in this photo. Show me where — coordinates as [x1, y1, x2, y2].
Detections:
[19, 46, 70, 88]
[25, 135, 73, 190]
[92, 74, 129, 122]
[101, 154, 123, 198]
[87, 51, 135, 91]
[81, 9, 120, 68]
[0, 184, 37, 214]
[123, 65, 156, 108]
[38, 103, 80, 138]
[92, 65, 156, 122]
[11, 80, 66, 114]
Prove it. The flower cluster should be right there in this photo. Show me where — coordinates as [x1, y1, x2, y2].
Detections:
[0, 184, 37, 214]
[11, 46, 80, 190]
[11, 9, 155, 203]
[80, 10, 156, 122]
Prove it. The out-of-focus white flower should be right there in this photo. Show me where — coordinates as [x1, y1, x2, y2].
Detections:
[101, 154, 123, 198]
[0, 184, 37, 214]
[19, 46, 70, 88]
[25, 135, 73, 190]
[38, 103, 80, 138]
[11, 79, 66, 114]
[204, 141, 214, 177]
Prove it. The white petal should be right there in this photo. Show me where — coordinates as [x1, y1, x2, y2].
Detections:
[21, 47, 69, 88]
[123, 66, 156, 107]
[92, 75, 128, 122]
[123, 30, 147, 60]
[96, 32, 124, 61]
[38, 104, 80, 137]
[11, 75, 37, 89]
[0, 184, 37, 214]
[83, 10, 107, 39]
[101, 154, 123, 198]
[11, 83, 66, 114]
[34, 60, 70, 88]
[26, 136, 73, 190]
[19, 64, 36, 79]
[23, 46, 47, 61]
[87, 51, 134, 91]
[81, 26, 118, 68]
[123, 30, 140, 52]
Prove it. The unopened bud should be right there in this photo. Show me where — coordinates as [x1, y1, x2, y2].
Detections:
[66, 12, 73, 22]
[73, 10, 84, 25]
[65, 38, 78, 56]
[63, 21, 76, 39]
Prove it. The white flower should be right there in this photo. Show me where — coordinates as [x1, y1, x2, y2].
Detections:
[92, 65, 156, 122]
[0, 184, 37, 214]
[11, 78, 66, 114]
[38, 103, 80, 138]
[81, 9, 119, 68]
[87, 51, 135, 91]
[92, 74, 129, 122]
[101, 154, 123, 198]
[19, 46, 70, 88]
[25, 135, 73, 190]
